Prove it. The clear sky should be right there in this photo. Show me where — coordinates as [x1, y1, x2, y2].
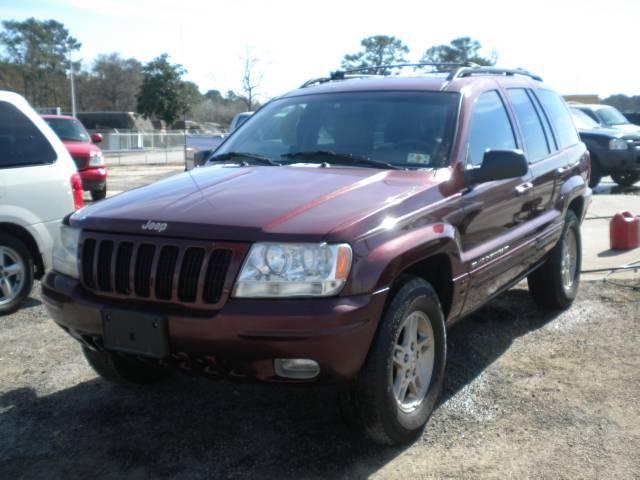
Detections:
[1, 0, 639, 102]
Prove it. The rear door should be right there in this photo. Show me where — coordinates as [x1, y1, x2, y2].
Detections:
[459, 90, 535, 312]
[527, 89, 583, 257]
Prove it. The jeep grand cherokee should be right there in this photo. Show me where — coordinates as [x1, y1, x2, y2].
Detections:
[42, 65, 591, 445]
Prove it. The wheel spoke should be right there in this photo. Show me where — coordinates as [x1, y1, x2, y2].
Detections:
[398, 379, 409, 402]
[0, 248, 5, 268]
[393, 345, 408, 367]
[4, 263, 22, 278]
[0, 278, 13, 298]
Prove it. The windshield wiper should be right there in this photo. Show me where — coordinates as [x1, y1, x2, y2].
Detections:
[209, 151, 281, 166]
[281, 151, 402, 170]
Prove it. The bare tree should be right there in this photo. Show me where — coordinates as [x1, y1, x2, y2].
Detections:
[240, 47, 265, 111]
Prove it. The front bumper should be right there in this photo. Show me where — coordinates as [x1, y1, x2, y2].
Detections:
[79, 167, 107, 191]
[599, 148, 640, 174]
[42, 271, 388, 382]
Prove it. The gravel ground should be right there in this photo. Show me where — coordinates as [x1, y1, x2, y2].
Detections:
[1, 280, 638, 479]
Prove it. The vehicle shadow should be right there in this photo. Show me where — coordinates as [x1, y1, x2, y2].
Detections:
[0, 287, 561, 480]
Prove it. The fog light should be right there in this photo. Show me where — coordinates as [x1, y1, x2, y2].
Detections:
[274, 358, 320, 379]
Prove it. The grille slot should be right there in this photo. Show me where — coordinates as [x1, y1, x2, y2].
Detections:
[203, 249, 232, 304]
[134, 244, 155, 297]
[80, 234, 234, 308]
[155, 246, 179, 300]
[115, 242, 133, 294]
[82, 239, 96, 288]
[178, 248, 205, 302]
[97, 240, 114, 291]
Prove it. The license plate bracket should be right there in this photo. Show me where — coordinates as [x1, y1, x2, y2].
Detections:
[102, 309, 169, 358]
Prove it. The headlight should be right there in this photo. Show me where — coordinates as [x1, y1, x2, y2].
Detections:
[88, 150, 104, 167]
[609, 138, 628, 150]
[52, 225, 81, 278]
[233, 242, 352, 298]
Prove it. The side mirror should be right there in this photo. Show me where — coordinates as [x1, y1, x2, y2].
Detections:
[91, 133, 103, 144]
[465, 149, 529, 185]
[194, 149, 213, 167]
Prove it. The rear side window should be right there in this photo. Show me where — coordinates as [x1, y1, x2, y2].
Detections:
[535, 90, 579, 149]
[467, 91, 517, 167]
[0, 101, 57, 168]
[507, 89, 550, 162]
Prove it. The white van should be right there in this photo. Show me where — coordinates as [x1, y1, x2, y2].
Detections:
[0, 91, 82, 315]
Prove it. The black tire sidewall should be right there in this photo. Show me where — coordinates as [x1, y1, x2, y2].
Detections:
[0, 234, 34, 315]
[91, 184, 107, 201]
[357, 278, 446, 443]
[589, 157, 602, 188]
[611, 172, 640, 188]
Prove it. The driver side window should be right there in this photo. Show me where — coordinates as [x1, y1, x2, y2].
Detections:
[467, 91, 516, 167]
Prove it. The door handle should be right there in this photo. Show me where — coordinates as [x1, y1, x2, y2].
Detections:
[515, 181, 533, 196]
[557, 165, 571, 174]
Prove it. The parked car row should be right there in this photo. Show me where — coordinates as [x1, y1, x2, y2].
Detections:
[569, 103, 640, 187]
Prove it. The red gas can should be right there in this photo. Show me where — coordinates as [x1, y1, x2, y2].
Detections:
[610, 211, 640, 250]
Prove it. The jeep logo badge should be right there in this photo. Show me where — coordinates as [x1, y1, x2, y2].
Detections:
[141, 220, 168, 233]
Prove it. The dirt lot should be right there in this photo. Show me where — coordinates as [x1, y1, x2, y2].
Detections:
[1, 280, 638, 479]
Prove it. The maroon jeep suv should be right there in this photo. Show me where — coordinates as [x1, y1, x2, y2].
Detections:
[43, 65, 591, 445]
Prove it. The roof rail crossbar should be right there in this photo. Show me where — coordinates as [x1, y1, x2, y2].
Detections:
[300, 62, 479, 88]
[448, 67, 543, 82]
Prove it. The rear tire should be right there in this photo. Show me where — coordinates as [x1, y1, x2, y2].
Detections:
[91, 184, 107, 201]
[528, 210, 581, 309]
[343, 277, 446, 445]
[0, 234, 34, 316]
[83, 346, 170, 385]
[611, 172, 640, 188]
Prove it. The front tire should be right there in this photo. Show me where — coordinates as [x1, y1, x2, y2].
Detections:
[528, 210, 581, 309]
[83, 346, 170, 385]
[91, 184, 107, 201]
[611, 172, 640, 188]
[344, 277, 446, 445]
[0, 234, 34, 316]
[589, 156, 602, 188]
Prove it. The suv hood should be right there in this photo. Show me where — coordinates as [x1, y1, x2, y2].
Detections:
[63, 140, 101, 157]
[71, 165, 440, 241]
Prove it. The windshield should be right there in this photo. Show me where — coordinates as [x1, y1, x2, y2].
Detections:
[44, 117, 90, 142]
[570, 108, 600, 129]
[595, 106, 629, 126]
[214, 91, 460, 168]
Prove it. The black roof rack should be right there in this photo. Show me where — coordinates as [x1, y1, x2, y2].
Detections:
[447, 66, 542, 82]
[300, 64, 542, 88]
[300, 62, 477, 88]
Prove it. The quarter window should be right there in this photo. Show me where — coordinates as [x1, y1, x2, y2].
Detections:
[0, 101, 57, 168]
[467, 91, 517, 167]
[536, 90, 580, 149]
[507, 89, 550, 162]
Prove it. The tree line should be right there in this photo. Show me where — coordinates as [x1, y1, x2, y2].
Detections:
[0, 18, 499, 128]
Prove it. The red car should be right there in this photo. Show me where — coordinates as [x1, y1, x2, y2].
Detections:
[42, 115, 108, 200]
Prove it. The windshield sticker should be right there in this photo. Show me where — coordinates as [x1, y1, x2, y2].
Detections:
[408, 153, 430, 164]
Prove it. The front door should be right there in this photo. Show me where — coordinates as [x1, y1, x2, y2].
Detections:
[458, 90, 535, 314]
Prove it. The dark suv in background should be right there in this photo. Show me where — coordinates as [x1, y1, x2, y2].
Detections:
[43, 65, 591, 445]
[569, 107, 640, 187]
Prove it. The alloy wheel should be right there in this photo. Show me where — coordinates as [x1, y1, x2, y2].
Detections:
[0, 246, 26, 306]
[391, 310, 435, 413]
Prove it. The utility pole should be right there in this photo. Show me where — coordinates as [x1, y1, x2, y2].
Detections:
[69, 48, 77, 117]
